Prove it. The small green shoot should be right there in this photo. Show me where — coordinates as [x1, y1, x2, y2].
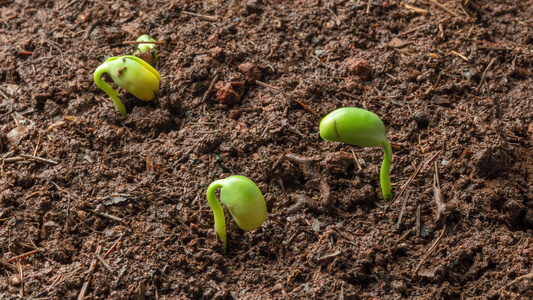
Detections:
[93, 55, 161, 116]
[134, 34, 158, 64]
[319, 107, 393, 200]
[206, 175, 267, 253]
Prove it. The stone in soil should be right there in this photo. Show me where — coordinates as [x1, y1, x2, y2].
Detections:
[215, 81, 245, 105]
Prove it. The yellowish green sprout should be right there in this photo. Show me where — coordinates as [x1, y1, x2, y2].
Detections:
[206, 175, 267, 253]
[134, 34, 157, 64]
[93, 55, 161, 116]
[319, 107, 393, 200]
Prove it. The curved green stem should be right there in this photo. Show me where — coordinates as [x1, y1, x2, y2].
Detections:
[380, 141, 393, 200]
[206, 181, 227, 253]
[93, 64, 127, 116]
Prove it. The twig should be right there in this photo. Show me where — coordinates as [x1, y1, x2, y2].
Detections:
[122, 40, 166, 45]
[61, 0, 79, 10]
[47, 274, 62, 292]
[45, 40, 70, 67]
[433, 72, 442, 90]
[256, 80, 322, 119]
[366, 0, 372, 13]
[172, 136, 207, 166]
[433, 161, 447, 223]
[88, 209, 125, 224]
[181, 11, 218, 22]
[414, 224, 446, 275]
[403, 3, 428, 14]
[478, 46, 508, 51]
[0, 258, 18, 272]
[0, 151, 14, 162]
[498, 272, 533, 293]
[476, 57, 497, 95]
[398, 22, 428, 37]
[44, 179, 79, 232]
[104, 233, 124, 259]
[423, 151, 441, 168]
[66, 193, 71, 231]
[25, 185, 52, 200]
[19, 154, 59, 165]
[458, 2, 471, 18]
[396, 191, 409, 229]
[385, 73, 399, 81]
[17, 51, 33, 56]
[201, 73, 219, 103]
[256, 80, 281, 91]
[450, 50, 469, 62]
[427, 0, 464, 20]
[395, 151, 441, 203]
[95, 253, 116, 276]
[438, 23, 445, 39]
[2, 157, 24, 164]
[83, 20, 97, 40]
[35, 267, 82, 297]
[415, 204, 421, 237]
[18, 261, 23, 298]
[34, 92, 70, 100]
[78, 245, 102, 300]
[350, 148, 363, 171]
[11, 113, 19, 126]
[33, 132, 42, 156]
[6, 250, 39, 263]
[394, 160, 423, 203]
[48, 274, 62, 291]
[291, 98, 322, 119]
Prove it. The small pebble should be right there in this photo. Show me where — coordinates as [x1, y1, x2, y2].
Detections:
[9, 274, 21, 286]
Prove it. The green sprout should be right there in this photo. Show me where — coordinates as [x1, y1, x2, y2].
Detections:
[206, 175, 267, 253]
[319, 107, 393, 200]
[93, 55, 161, 116]
[133, 34, 158, 65]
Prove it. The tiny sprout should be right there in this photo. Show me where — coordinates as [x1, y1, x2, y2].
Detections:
[206, 175, 267, 253]
[93, 55, 161, 116]
[319, 107, 393, 200]
[134, 34, 158, 65]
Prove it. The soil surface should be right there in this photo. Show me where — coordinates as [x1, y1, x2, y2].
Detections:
[1, 0, 533, 299]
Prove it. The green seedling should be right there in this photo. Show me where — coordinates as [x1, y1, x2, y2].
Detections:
[206, 175, 267, 253]
[319, 107, 393, 200]
[93, 55, 161, 116]
[133, 34, 158, 64]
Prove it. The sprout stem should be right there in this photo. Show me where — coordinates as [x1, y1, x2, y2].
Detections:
[380, 141, 393, 200]
[93, 64, 127, 116]
[206, 181, 227, 253]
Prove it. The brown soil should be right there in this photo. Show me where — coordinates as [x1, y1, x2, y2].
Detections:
[1, 0, 532, 299]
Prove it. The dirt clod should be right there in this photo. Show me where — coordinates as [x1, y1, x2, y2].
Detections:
[135, 52, 154, 65]
[209, 46, 225, 60]
[215, 81, 245, 105]
[344, 58, 372, 80]
[238, 62, 261, 83]
[322, 151, 354, 175]
[473, 146, 512, 178]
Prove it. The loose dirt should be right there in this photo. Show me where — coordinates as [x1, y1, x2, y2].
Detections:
[1, 0, 532, 299]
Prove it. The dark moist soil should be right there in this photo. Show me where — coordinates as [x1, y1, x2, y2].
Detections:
[1, 0, 532, 299]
